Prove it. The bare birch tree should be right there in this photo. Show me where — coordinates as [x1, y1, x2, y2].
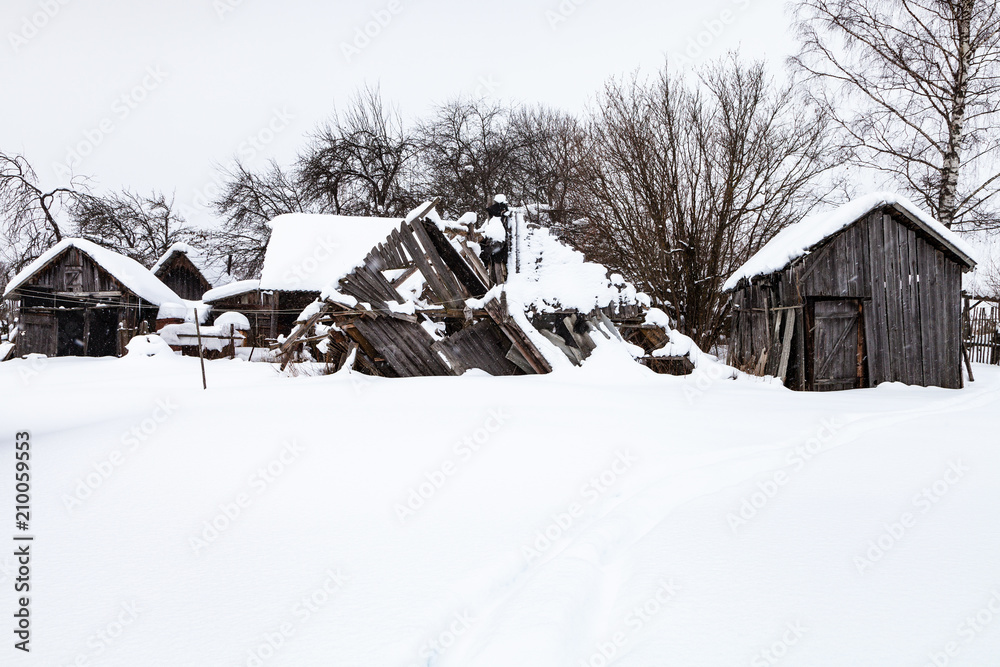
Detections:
[793, 0, 1000, 227]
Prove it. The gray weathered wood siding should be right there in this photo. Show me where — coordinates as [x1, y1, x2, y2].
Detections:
[21, 246, 124, 295]
[155, 254, 211, 301]
[728, 206, 967, 390]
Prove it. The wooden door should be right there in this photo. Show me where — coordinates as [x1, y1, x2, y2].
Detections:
[812, 299, 866, 391]
[17, 313, 57, 357]
[56, 310, 86, 356]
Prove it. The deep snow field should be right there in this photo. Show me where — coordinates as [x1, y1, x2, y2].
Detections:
[1, 347, 999, 667]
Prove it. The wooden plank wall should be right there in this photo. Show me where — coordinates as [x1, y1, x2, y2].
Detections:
[864, 211, 963, 388]
[432, 319, 523, 376]
[730, 208, 967, 390]
[156, 255, 211, 300]
[16, 313, 57, 357]
[24, 247, 122, 293]
[310, 217, 551, 377]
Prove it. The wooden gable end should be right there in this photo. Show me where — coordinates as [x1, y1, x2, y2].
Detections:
[155, 253, 211, 300]
[14, 246, 129, 299]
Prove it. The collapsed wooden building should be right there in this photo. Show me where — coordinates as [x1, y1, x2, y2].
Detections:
[275, 201, 658, 377]
[724, 194, 977, 391]
[202, 214, 404, 349]
[3, 238, 182, 357]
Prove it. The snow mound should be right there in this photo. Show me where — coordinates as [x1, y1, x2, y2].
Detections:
[214, 311, 251, 331]
[124, 334, 176, 358]
[505, 220, 643, 314]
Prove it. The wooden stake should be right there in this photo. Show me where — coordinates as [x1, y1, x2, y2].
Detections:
[194, 309, 207, 390]
[961, 341, 975, 383]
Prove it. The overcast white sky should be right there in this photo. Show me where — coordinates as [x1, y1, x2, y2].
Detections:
[1, 0, 797, 229]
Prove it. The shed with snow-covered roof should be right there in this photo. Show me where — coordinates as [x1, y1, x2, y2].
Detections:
[3, 238, 182, 357]
[724, 193, 977, 391]
[151, 242, 232, 300]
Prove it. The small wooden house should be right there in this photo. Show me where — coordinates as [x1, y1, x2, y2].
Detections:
[150, 243, 231, 300]
[3, 238, 181, 357]
[724, 194, 977, 390]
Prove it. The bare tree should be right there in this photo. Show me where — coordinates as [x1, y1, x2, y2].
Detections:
[297, 86, 417, 217]
[208, 159, 313, 279]
[0, 151, 80, 272]
[415, 98, 530, 217]
[793, 0, 1000, 227]
[573, 57, 838, 350]
[510, 106, 590, 229]
[72, 189, 195, 266]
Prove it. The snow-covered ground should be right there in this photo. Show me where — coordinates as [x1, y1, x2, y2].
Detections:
[1, 349, 999, 666]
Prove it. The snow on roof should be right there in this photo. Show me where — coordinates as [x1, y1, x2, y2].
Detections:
[156, 300, 211, 323]
[723, 192, 979, 292]
[4, 237, 181, 306]
[503, 215, 645, 313]
[258, 213, 404, 292]
[202, 279, 261, 303]
[151, 242, 233, 289]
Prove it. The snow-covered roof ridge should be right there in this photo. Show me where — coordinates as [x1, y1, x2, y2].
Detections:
[259, 213, 406, 292]
[4, 237, 181, 306]
[723, 192, 979, 292]
[203, 279, 261, 303]
[151, 242, 233, 288]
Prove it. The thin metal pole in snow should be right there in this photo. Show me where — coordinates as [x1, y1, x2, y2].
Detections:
[194, 309, 207, 390]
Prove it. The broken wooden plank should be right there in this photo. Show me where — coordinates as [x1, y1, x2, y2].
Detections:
[409, 218, 469, 302]
[777, 309, 795, 383]
[483, 294, 552, 374]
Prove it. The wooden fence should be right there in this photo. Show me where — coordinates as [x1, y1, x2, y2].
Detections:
[964, 298, 1000, 365]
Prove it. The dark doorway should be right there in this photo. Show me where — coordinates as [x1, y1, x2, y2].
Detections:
[87, 308, 119, 356]
[56, 311, 86, 356]
[811, 299, 867, 391]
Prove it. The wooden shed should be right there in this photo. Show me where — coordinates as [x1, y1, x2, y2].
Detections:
[202, 280, 270, 348]
[150, 243, 231, 300]
[724, 194, 977, 390]
[3, 238, 182, 357]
